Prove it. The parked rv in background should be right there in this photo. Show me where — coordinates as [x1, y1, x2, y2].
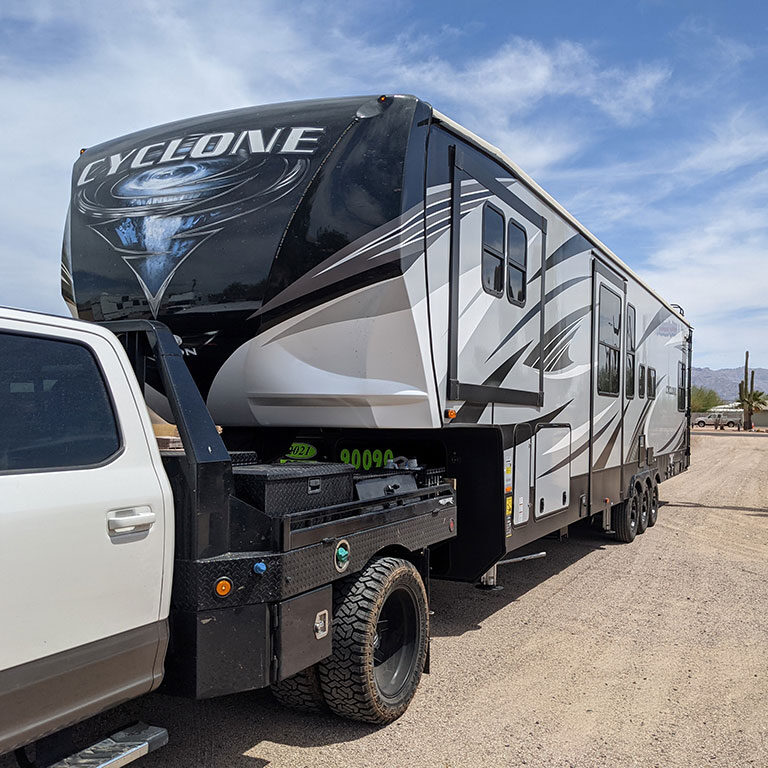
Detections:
[2, 95, 691, 765]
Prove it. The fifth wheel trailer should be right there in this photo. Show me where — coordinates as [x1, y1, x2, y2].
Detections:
[0, 94, 690, 763]
[62, 93, 692, 571]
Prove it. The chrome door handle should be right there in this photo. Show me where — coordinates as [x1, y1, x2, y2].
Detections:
[107, 507, 156, 535]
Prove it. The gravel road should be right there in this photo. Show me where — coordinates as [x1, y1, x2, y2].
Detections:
[7, 432, 767, 767]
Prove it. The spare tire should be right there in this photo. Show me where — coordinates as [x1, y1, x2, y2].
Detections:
[319, 557, 428, 724]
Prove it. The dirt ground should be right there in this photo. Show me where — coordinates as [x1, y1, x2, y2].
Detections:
[7, 432, 768, 767]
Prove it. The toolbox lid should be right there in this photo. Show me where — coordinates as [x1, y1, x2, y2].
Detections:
[233, 462, 355, 480]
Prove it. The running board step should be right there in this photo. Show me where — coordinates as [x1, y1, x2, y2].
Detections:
[47, 723, 167, 768]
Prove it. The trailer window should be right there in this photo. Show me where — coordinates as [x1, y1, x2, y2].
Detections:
[0, 332, 121, 472]
[647, 366, 657, 399]
[481, 204, 504, 297]
[638, 364, 646, 398]
[626, 304, 636, 399]
[507, 220, 527, 306]
[597, 285, 622, 396]
[677, 361, 687, 411]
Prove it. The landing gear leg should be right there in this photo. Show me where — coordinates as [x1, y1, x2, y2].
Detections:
[476, 564, 503, 591]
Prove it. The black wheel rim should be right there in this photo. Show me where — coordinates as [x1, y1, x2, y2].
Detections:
[640, 492, 648, 526]
[373, 586, 419, 700]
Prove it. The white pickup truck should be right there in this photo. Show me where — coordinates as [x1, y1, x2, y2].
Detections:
[0, 307, 457, 766]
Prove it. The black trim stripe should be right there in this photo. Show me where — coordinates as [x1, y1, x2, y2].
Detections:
[637, 306, 673, 348]
[625, 374, 666, 460]
[486, 278, 589, 362]
[659, 420, 686, 453]
[524, 306, 587, 370]
[593, 418, 622, 470]
[499, 399, 573, 450]
[540, 412, 617, 477]
[528, 233, 591, 283]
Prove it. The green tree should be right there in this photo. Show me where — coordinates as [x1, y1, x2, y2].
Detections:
[690, 386, 721, 413]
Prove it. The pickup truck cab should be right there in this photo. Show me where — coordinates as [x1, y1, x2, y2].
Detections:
[0, 307, 174, 755]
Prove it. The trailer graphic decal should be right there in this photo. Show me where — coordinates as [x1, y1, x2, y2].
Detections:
[487, 277, 590, 363]
[74, 155, 311, 316]
[250, 181, 495, 327]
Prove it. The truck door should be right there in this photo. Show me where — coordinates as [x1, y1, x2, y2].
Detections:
[0, 317, 171, 753]
[589, 258, 627, 514]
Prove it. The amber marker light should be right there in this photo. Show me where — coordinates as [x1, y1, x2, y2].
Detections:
[214, 577, 233, 598]
[445, 409, 457, 420]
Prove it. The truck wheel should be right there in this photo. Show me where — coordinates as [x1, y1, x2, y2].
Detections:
[726, 420, 735, 428]
[318, 557, 428, 724]
[270, 664, 327, 713]
[636, 484, 649, 534]
[614, 489, 639, 543]
[647, 484, 659, 527]
[696, 420, 706, 427]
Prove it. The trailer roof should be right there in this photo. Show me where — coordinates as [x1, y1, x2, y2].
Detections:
[430, 108, 692, 329]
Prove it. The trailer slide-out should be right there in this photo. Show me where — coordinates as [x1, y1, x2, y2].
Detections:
[1, 94, 691, 764]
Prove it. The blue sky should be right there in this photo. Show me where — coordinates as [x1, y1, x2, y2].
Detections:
[1, 0, 766, 368]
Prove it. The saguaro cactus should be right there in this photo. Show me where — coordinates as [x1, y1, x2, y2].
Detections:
[739, 352, 756, 430]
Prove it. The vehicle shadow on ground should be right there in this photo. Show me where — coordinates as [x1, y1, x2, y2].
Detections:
[41, 526, 615, 767]
[72, 687, 381, 768]
[668, 500, 768, 515]
[430, 523, 612, 638]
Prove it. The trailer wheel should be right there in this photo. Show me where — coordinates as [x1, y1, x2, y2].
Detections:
[636, 484, 649, 534]
[614, 489, 639, 543]
[270, 664, 327, 713]
[647, 483, 659, 527]
[318, 557, 428, 724]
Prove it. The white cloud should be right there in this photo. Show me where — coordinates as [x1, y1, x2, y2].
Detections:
[0, 1, 671, 313]
[0, 1, 761, 368]
[677, 108, 768, 175]
[637, 166, 768, 366]
[402, 39, 669, 124]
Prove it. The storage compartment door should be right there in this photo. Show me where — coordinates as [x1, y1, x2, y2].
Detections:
[511, 423, 533, 526]
[534, 425, 571, 518]
[514, 438, 532, 525]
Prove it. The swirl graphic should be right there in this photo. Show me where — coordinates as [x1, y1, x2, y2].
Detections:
[75, 154, 310, 316]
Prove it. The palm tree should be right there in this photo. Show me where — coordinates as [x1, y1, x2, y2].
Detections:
[738, 386, 768, 430]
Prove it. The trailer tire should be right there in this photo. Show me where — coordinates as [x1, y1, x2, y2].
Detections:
[614, 488, 639, 543]
[318, 557, 428, 724]
[647, 483, 659, 527]
[636, 484, 649, 534]
[270, 664, 327, 713]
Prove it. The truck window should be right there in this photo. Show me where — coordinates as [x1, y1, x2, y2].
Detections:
[481, 203, 504, 297]
[0, 332, 121, 472]
[625, 304, 636, 398]
[597, 285, 621, 396]
[507, 220, 527, 306]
